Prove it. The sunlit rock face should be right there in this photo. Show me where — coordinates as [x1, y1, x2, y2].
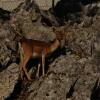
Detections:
[0, 0, 25, 11]
[0, 0, 60, 11]
[35, 0, 60, 10]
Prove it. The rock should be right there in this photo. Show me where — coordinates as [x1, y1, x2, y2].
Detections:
[0, 22, 19, 70]
[0, 22, 16, 41]
[12, 11, 56, 43]
[7, 1, 100, 100]
[11, 0, 58, 43]
[0, 1, 99, 100]
[19, 18, 100, 100]
[0, 42, 11, 69]
[40, 9, 59, 26]
[0, 22, 17, 59]
[22, 25, 56, 43]
[24, 54, 100, 100]
[0, 63, 19, 100]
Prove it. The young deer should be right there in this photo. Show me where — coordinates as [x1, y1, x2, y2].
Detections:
[19, 38, 60, 80]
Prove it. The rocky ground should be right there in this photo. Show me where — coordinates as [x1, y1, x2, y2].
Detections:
[0, 0, 100, 100]
[16, 17, 100, 100]
[1, 17, 99, 100]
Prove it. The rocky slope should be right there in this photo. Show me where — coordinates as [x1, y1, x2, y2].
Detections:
[0, 0, 100, 100]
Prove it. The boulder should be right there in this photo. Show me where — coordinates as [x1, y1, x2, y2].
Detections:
[22, 25, 56, 43]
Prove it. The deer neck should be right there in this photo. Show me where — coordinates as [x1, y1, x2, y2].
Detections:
[47, 39, 60, 55]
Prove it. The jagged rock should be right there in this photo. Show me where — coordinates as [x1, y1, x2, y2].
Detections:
[0, 23, 15, 39]
[11, 0, 40, 22]
[0, 63, 19, 100]
[0, 43, 11, 70]
[11, 13, 56, 42]
[0, 22, 19, 69]
[40, 9, 59, 26]
[10, 0, 42, 34]
[10, 0, 59, 43]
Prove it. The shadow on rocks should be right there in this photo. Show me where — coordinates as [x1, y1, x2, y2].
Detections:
[90, 78, 100, 100]
[5, 79, 22, 100]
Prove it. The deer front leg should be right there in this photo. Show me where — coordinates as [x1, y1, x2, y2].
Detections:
[22, 56, 32, 80]
[23, 58, 32, 80]
[19, 43, 25, 79]
[36, 63, 41, 78]
[42, 51, 45, 76]
[19, 62, 24, 79]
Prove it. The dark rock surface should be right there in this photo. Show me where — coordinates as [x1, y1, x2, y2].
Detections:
[0, 8, 10, 21]
[54, 0, 100, 25]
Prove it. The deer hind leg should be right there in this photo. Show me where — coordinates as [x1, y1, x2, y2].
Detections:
[42, 51, 45, 76]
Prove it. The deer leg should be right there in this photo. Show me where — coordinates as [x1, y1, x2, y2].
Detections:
[22, 56, 32, 80]
[19, 54, 24, 75]
[19, 62, 24, 79]
[20, 56, 32, 80]
[36, 63, 41, 78]
[19, 43, 25, 79]
[19, 42, 24, 72]
[42, 52, 45, 76]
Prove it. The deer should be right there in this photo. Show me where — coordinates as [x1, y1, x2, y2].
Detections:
[19, 37, 60, 80]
